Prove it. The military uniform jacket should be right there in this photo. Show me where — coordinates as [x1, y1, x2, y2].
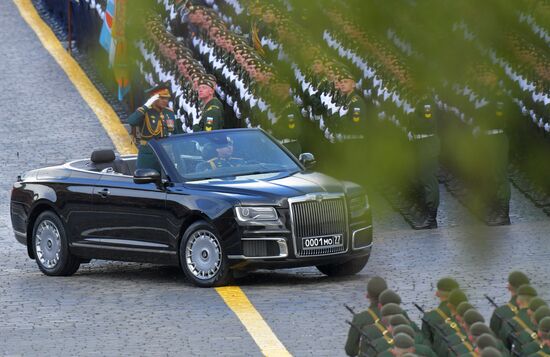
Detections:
[272, 101, 303, 141]
[128, 105, 182, 143]
[528, 346, 550, 357]
[376, 344, 436, 357]
[335, 92, 368, 136]
[499, 308, 536, 343]
[490, 300, 518, 336]
[422, 303, 452, 344]
[344, 306, 381, 356]
[194, 97, 224, 132]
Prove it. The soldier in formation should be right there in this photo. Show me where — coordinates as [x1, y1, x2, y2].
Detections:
[347, 272, 549, 356]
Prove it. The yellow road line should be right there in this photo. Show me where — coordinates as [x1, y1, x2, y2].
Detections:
[13, 0, 136, 155]
[15, 2, 291, 355]
[216, 286, 292, 357]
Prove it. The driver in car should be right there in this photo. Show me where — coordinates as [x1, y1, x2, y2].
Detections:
[196, 136, 245, 171]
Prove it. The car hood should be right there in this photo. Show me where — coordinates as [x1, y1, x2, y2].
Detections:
[183, 171, 345, 205]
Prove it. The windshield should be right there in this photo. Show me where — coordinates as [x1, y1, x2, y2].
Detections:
[159, 130, 301, 181]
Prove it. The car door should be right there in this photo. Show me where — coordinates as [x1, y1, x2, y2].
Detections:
[86, 172, 173, 255]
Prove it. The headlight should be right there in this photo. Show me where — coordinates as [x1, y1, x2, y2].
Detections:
[235, 206, 278, 223]
[349, 195, 369, 218]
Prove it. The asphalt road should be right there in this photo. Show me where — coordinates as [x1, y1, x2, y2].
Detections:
[1, 1, 549, 356]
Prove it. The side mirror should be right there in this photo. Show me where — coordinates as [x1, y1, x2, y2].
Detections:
[299, 153, 316, 169]
[133, 168, 161, 184]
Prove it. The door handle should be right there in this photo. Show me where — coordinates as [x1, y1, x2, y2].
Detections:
[97, 188, 110, 198]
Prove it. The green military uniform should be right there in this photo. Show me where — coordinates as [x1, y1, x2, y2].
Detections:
[272, 101, 303, 157]
[422, 302, 453, 344]
[196, 157, 245, 171]
[338, 92, 368, 136]
[527, 347, 550, 357]
[128, 85, 182, 171]
[195, 97, 224, 132]
[490, 300, 519, 336]
[345, 306, 381, 356]
[500, 308, 536, 344]
[522, 341, 548, 356]
[476, 94, 511, 225]
[408, 99, 440, 229]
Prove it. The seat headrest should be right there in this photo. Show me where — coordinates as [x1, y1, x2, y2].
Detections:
[91, 149, 116, 163]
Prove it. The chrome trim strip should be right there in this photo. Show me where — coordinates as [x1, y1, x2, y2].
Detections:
[288, 193, 349, 258]
[352, 226, 373, 250]
[228, 237, 288, 259]
[71, 242, 176, 255]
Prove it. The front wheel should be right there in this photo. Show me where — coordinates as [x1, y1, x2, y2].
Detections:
[316, 255, 369, 277]
[179, 221, 233, 287]
[32, 211, 80, 276]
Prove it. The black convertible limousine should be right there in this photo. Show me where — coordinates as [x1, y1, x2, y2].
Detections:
[10, 129, 372, 287]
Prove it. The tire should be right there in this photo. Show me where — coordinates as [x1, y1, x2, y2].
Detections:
[179, 221, 233, 287]
[32, 211, 80, 276]
[316, 255, 370, 277]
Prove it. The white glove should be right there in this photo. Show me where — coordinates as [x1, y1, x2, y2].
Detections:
[144, 94, 160, 108]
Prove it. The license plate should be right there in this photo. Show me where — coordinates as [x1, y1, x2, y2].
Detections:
[302, 235, 343, 249]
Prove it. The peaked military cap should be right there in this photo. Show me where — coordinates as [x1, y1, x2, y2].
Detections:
[457, 302, 474, 317]
[210, 135, 231, 148]
[366, 276, 387, 298]
[437, 277, 459, 292]
[539, 317, 550, 333]
[389, 314, 409, 327]
[379, 289, 402, 305]
[145, 83, 171, 98]
[197, 75, 216, 88]
[534, 306, 550, 324]
[476, 334, 498, 349]
[463, 309, 485, 326]
[381, 303, 403, 317]
[529, 297, 547, 312]
[470, 322, 491, 337]
[508, 271, 530, 289]
[517, 284, 538, 297]
[480, 347, 502, 357]
[448, 289, 468, 308]
[393, 333, 414, 349]
[393, 324, 415, 338]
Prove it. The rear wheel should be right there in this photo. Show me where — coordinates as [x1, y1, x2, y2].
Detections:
[316, 255, 369, 277]
[179, 221, 233, 287]
[32, 211, 80, 276]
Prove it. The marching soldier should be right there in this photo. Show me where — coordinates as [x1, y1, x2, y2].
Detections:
[345, 276, 388, 356]
[194, 75, 224, 131]
[421, 277, 460, 344]
[522, 317, 550, 356]
[128, 84, 183, 171]
[490, 271, 530, 336]
[499, 284, 538, 346]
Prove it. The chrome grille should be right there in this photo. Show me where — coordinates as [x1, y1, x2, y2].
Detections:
[289, 194, 348, 257]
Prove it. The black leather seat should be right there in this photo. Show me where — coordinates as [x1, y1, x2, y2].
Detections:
[89, 149, 131, 175]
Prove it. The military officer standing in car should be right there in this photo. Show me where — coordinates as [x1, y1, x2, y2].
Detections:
[193, 75, 225, 132]
[128, 84, 183, 171]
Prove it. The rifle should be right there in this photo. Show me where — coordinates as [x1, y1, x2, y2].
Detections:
[344, 304, 356, 316]
[484, 294, 521, 357]
[414, 303, 457, 355]
[414, 304, 450, 342]
[346, 320, 378, 355]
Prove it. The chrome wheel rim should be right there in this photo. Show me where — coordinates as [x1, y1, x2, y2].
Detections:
[35, 219, 61, 269]
[185, 230, 222, 280]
